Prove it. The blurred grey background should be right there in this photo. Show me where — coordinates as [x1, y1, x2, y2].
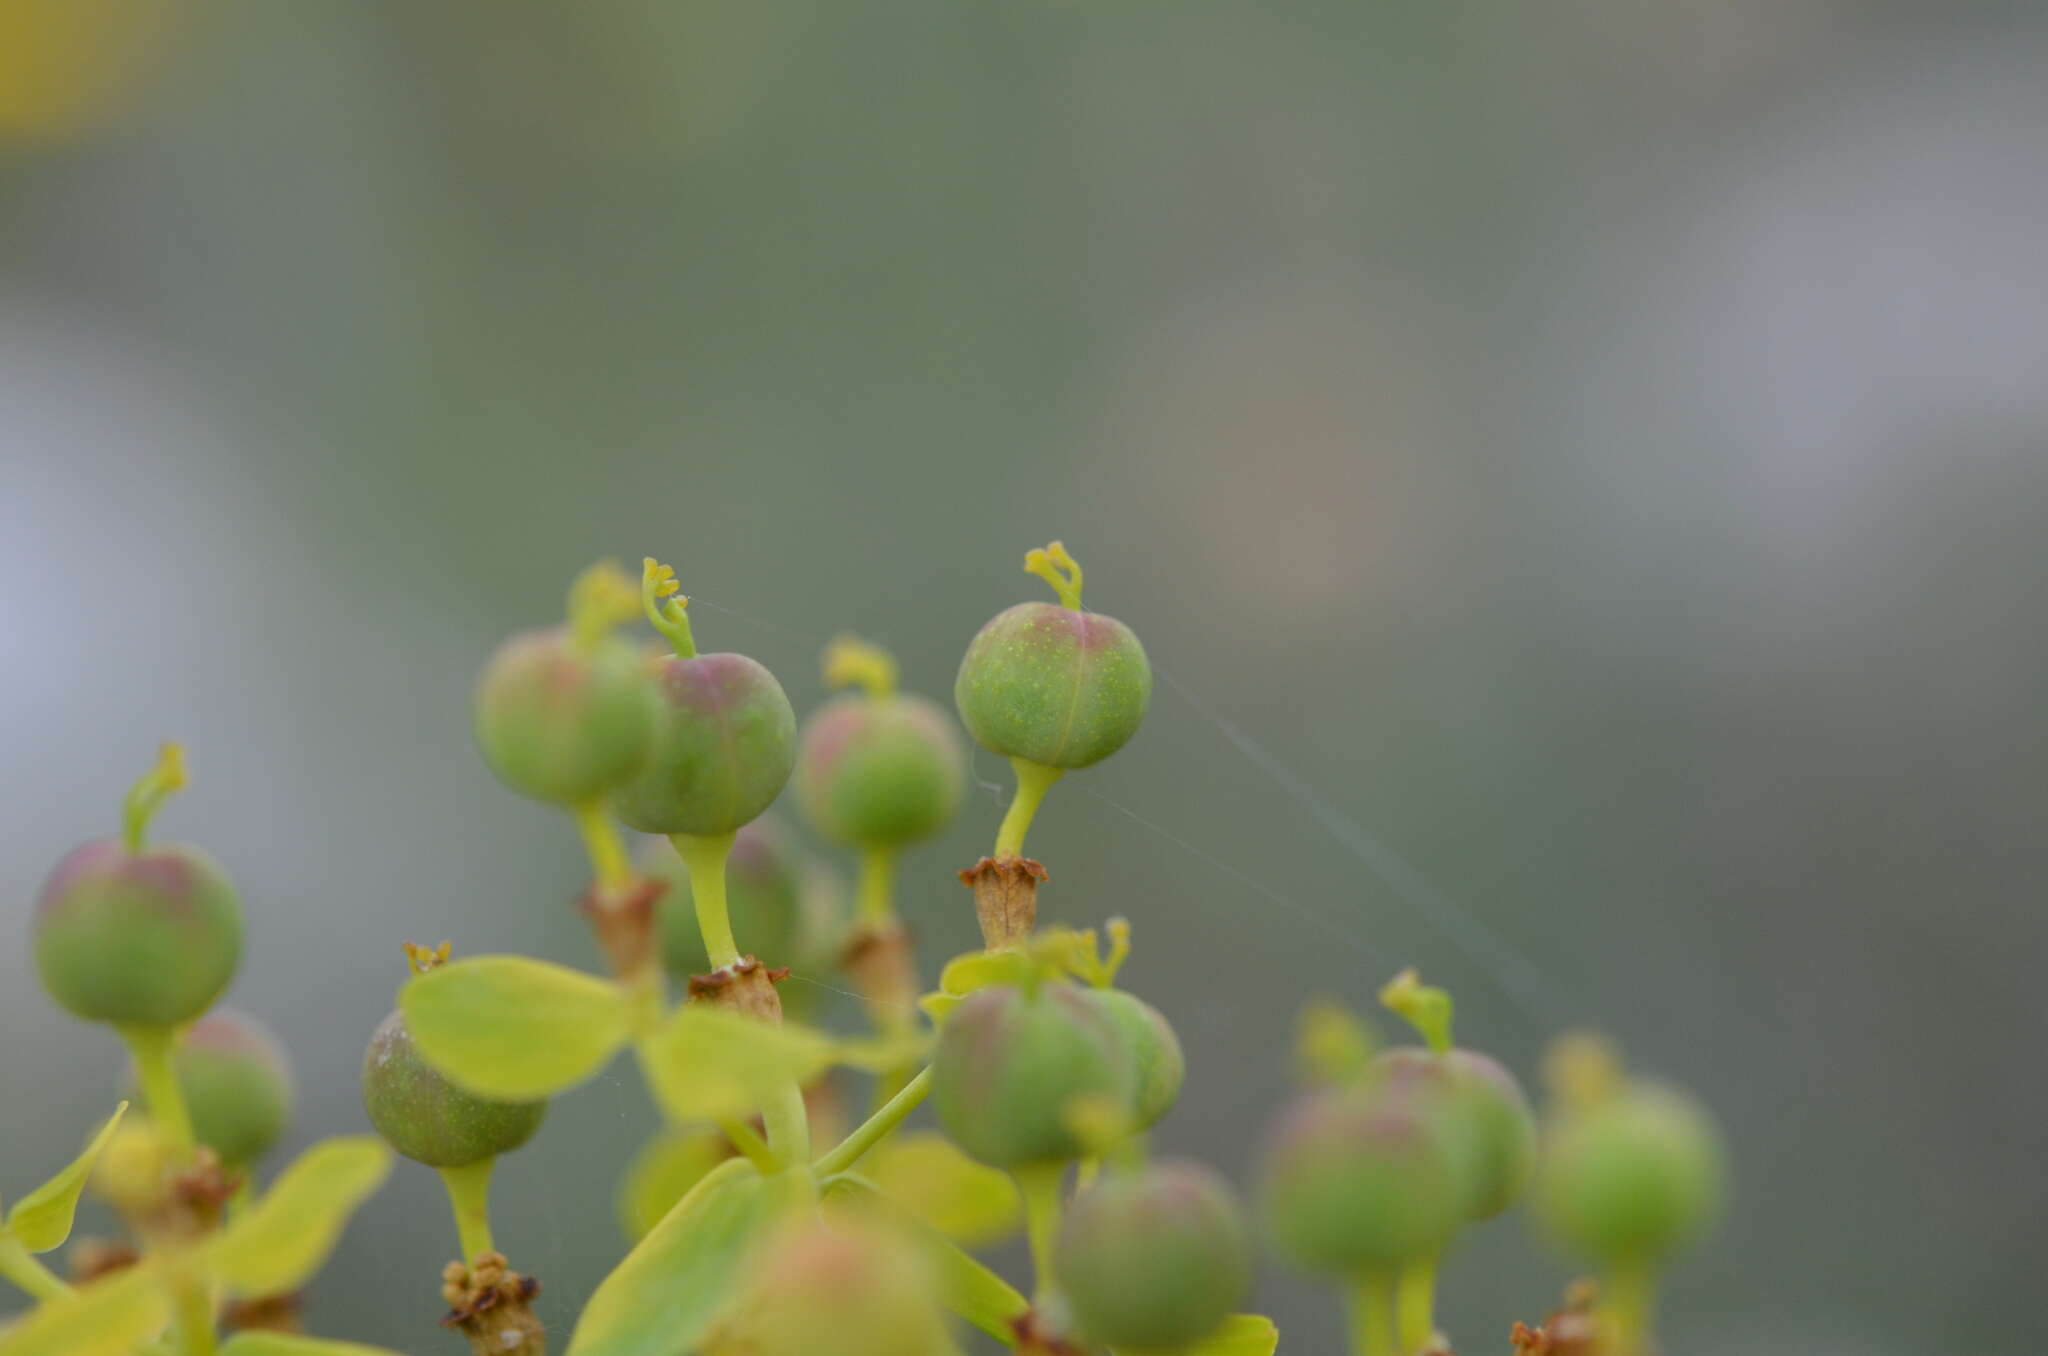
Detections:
[4, 1, 2045, 1352]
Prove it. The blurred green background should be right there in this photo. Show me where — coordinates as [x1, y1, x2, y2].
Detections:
[5, 0, 2045, 1351]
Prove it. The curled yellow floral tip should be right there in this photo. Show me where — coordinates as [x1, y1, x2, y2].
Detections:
[640, 556, 697, 658]
[403, 940, 452, 975]
[1294, 996, 1377, 1087]
[1065, 918, 1134, 989]
[1544, 1032, 1624, 1110]
[1379, 967, 1455, 1056]
[1102, 917, 1132, 983]
[822, 634, 898, 698]
[567, 559, 642, 650]
[1023, 539, 1085, 610]
[121, 741, 189, 852]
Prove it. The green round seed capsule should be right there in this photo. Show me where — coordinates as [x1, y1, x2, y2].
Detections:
[1377, 1045, 1536, 1221]
[613, 652, 796, 837]
[1261, 1087, 1463, 1272]
[1533, 1082, 1725, 1261]
[35, 839, 242, 1027]
[1098, 988, 1185, 1131]
[360, 1010, 545, 1168]
[795, 692, 965, 847]
[646, 816, 805, 976]
[932, 983, 1133, 1168]
[157, 1009, 293, 1168]
[1057, 1159, 1252, 1350]
[954, 602, 1151, 770]
[473, 627, 659, 804]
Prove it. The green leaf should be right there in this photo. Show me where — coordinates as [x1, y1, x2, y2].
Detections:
[635, 1007, 837, 1125]
[821, 1175, 1029, 1344]
[1122, 1314, 1280, 1356]
[0, 1264, 167, 1356]
[220, 1336, 408, 1356]
[566, 1159, 803, 1356]
[863, 1131, 1021, 1247]
[210, 1137, 391, 1297]
[616, 1129, 732, 1244]
[401, 956, 631, 1099]
[5, 1103, 128, 1253]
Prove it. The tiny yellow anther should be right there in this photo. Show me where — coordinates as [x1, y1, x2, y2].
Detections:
[822, 634, 899, 698]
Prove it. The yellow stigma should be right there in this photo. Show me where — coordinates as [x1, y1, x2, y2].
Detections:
[1294, 997, 1377, 1087]
[1023, 540, 1085, 610]
[640, 556, 698, 658]
[567, 559, 642, 650]
[1061, 1093, 1134, 1158]
[121, 741, 189, 851]
[1379, 967, 1455, 1056]
[404, 940, 452, 975]
[822, 634, 898, 698]
[1544, 1032, 1625, 1110]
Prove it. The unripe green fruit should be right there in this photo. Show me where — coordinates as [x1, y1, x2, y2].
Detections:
[35, 839, 242, 1026]
[473, 627, 659, 804]
[795, 693, 965, 847]
[647, 816, 804, 976]
[932, 983, 1134, 1168]
[1377, 1045, 1536, 1221]
[954, 602, 1151, 770]
[1261, 1087, 1463, 1272]
[151, 1009, 293, 1168]
[1056, 1160, 1252, 1350]
[1098, 988, 1185, 1130]
[1533, 1083, 1725, 1261]
[614, 652, 796, 837]
[734, 1220, 952, 1356]
[360, 1010, 545, 1168]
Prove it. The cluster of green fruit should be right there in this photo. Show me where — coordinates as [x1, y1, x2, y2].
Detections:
[9, 539, 1727, 1356]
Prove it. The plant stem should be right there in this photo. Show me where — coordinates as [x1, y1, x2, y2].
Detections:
[119, 1024, 193, 1157]
[669, 831, 739, 969]
[438, 1159, 497, 1261]
[857, 844, 897, 925]
[760, 1081, 812, 1170]
[1013, 1162, 1066, 1310]
[816, 1067, 933, 1176]
[994, 758, 1063, 859]
[1602, 1255, 1658, 1356]
[1396, 1253, 1438, 1353]
[1346, 1270, 1395, 1356]
[716, 1117, 779, 1173]
[573, 799, 632, 893]
[172, 1276, 216, 1356]
[0, 1236, 71, 1302]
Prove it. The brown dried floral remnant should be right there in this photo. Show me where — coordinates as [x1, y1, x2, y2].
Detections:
[443, 1251, 545, 1356]
[686, 955, 789, 1023]
[960, 856, 1048, 950]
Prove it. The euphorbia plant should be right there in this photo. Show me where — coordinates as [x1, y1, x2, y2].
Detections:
[4, 540, 1727, 1356]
